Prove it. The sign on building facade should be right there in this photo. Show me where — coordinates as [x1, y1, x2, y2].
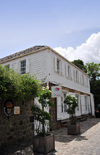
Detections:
[4, 99, 14, 117]
[51, 86, 62, 98]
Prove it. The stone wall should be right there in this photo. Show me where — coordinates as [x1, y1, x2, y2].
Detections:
[0, 100, 34, 150]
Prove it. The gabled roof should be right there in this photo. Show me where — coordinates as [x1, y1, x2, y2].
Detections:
[0, 45, 89, 78]
[0, 45, 47, 63]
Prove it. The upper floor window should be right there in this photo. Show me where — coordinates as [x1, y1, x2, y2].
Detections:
[57, 59, 60, 74]
[20, 60, 26, 74]
[5, 64, 10, 69]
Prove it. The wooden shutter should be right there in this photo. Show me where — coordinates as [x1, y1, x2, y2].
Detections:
[55, 56, 57, 72]
[74, 70, 76, 81]
[66, 64, 68, 78]
[57, 97, 62, 120]
[88, 96, 91, 113]
[13, 63, 18, 73]
[10, 64, 13, 69]
[26, 59, 30, 73]
[61, 61, 65, 75]
[71, 67, 73, 80]
[88, 79, 90, 87]
[81, 95, 85, 114]
[78, 71, 79, 82]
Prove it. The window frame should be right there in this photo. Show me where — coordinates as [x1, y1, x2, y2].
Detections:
[20, 60, 26, 74]
[57, 59, 60, 74]
[5, 64, 10, 69]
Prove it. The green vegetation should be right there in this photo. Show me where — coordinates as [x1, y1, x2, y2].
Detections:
[31, 86, 54, 136]
[85, 62, 100, 105]
[0, 65, 40, 102]
[64, 95, 78, 124]
[72, 59, 87, 73]
[72, 60, 100, 106]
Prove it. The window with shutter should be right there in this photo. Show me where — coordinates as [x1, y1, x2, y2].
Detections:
[5, 64, 10, 69]
[82, 75, 84, 85]
[57, 59, 60, 74]
[20, 60, 26, 74]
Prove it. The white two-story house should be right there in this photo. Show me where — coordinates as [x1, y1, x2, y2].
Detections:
[0, 45, 95, 129]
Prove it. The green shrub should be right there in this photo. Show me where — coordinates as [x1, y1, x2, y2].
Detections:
[31, 86, 54, 136]
[64, 95, 78, 124]
[0, 65, 40, 102]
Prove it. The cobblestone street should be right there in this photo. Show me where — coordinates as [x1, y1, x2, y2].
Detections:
[0, 118, 100, 155]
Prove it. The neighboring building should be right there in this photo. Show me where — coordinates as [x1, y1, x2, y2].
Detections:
[0, 45, 95, 130]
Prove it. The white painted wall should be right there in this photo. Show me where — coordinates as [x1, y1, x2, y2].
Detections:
[47, 50, 90, 94]
[90, 93, 95, 116]
[45, 49, 93, 120]
[1, 48, 94, 121]
[2, 50, 47, 81]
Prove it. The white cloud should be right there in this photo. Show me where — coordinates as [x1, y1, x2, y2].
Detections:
[54, 32, 100, 64]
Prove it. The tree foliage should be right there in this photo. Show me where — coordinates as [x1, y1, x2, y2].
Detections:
[86, 62, 100, 80]
[31, 87, 54, 136]
[72, 59, 87, 73]
[72, 60, 100, 105]
[64, 95, 78, 124]
[85, 62, 100, 105]
[0, 65, 40, 102]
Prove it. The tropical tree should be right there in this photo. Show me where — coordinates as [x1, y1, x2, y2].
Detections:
[0, 65, 40, 102]
[31, 86, 54, 136]
[85, 62, 100, 105]
[72, 59, 87, 73]
[64, 95, 78, 124]
[72, 60, 100, 105]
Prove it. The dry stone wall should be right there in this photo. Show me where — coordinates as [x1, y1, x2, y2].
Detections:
[0, 100, 34, 150]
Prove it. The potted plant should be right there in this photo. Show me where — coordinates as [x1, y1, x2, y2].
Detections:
[64, 95, 80, 135]
[31, 86, 55, 154]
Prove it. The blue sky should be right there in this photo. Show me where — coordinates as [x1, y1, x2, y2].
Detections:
[0, 0, 100, 63]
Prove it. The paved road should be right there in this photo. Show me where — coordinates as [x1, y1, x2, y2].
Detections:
[49, 118, 100, 155]
[0, 118, 100, 155]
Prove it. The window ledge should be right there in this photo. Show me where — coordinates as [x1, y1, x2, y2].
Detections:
[66, 76, 72, 80]
[55, 71, 63, 76]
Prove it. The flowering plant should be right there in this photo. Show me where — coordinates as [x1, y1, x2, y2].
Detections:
[31, 86, 54, 136]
